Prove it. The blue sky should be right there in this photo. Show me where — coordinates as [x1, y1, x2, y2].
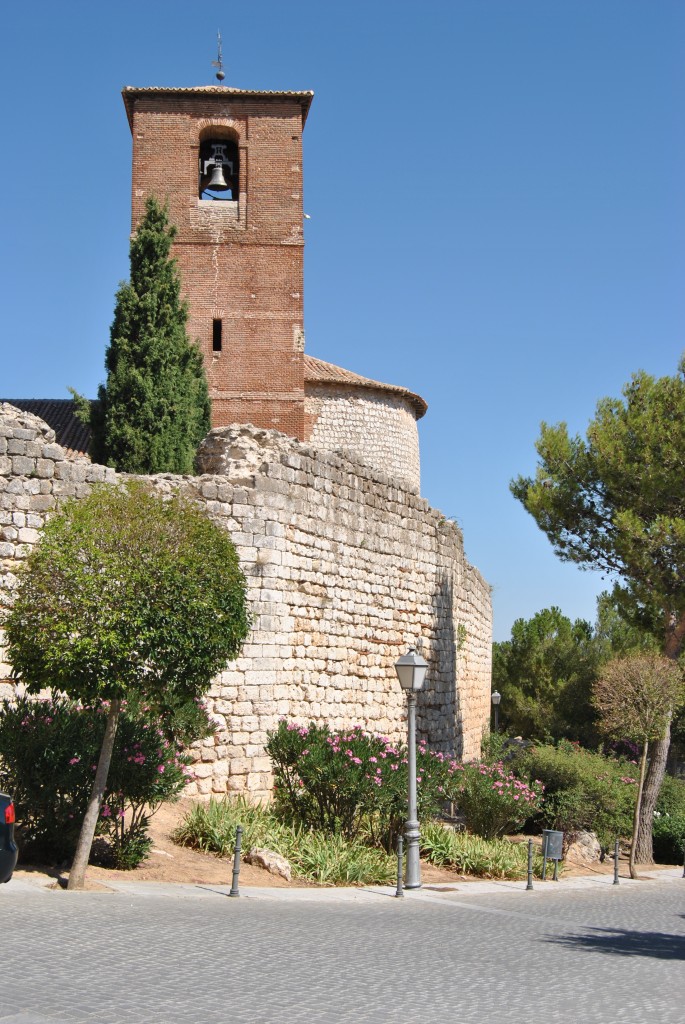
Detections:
[2, 1, 683, 641]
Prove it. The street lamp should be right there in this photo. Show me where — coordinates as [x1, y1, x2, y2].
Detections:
[491, 690, 501, 734]
[395, 646, 428, 889]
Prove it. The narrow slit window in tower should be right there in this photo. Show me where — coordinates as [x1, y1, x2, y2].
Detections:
[212, 319, 223, 352]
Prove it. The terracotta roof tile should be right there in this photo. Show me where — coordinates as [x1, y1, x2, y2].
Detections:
[122, 86, 314, 128]
[304, 356, 427, 419]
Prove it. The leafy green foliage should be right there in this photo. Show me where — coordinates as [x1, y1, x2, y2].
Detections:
[83, 196, 210, 473]
[652, 813, 685, 864]
[511, 358, 685, 864]
[266, 720, 457, 849]
[4, 482, 248, 880]
[0, 695, 207, 866]
[419, 822, 545, 879]
[516, 741, 637, 848]
[172, 797, 397, 886]
[656, 774, 685, 817]
[450, 761, 543, 839]
[5, 483, 249, 710]
[493, 607, 601, 745]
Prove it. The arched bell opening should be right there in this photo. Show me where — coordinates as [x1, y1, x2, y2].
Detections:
[199, 136, 239, 201]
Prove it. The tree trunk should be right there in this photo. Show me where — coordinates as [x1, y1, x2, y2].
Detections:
[634, 610, 685, 864]
[634, 727, 669, 865]
[629, 738, 648, 879]
[67, 699, 121, 890]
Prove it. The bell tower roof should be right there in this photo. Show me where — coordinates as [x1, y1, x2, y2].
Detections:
[122, 85, 314, 131]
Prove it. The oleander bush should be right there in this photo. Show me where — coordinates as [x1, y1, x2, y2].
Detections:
[266, 720, 458, 849]
[0, 695, 209, 867]
[450, 761, 544, 839]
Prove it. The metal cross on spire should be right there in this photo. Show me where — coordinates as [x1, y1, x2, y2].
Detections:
[212, 30, 225, 83]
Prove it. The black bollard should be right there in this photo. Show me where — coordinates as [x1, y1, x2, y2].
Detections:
[613, 839, 620, 885]
[395, 835, 404, 898]
[526, 838, 534, 891]
[229, 824, 242, 897]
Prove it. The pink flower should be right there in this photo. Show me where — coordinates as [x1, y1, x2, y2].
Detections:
[69, 757, 80, 765]
[101, 805, 111, 817]
[157, 765, 165, 773]
[369, 756, 377, 763]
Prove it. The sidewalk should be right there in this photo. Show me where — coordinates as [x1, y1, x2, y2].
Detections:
[6, 864, 682, 901]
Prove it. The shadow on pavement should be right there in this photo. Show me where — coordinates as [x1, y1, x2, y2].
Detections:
[545, 926, 685, 960]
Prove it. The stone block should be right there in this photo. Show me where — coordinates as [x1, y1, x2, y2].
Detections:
[29, 494, 55, 512]
[17, 528, 40, 544]
[12, 456, 35, 476]
[42, 443, 66, 461]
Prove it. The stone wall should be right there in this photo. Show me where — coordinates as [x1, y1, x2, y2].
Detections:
[0, 404, 492, 800]
[305, 385, 421, 493]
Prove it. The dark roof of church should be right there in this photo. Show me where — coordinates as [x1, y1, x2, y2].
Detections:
[304, 356, 427, 419]
[1, 399, 91, 457]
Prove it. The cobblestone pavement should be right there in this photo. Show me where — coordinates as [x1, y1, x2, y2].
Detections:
[1, 876, 683, 1024]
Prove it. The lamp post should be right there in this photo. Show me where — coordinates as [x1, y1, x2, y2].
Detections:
[395, 646, 428, 889]
[491, 690, 501, 734]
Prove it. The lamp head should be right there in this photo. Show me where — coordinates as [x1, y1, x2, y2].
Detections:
[491, 690, 501, 706]
[395, 647, 428, 692]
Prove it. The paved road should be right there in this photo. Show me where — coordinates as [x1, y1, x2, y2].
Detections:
[2, 876, 684, 1024]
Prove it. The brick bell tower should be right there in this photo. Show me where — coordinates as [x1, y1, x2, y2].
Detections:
[122, 82, 313, 440]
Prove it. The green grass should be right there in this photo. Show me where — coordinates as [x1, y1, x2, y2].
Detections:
[420, 821, 546, 879]
[172, 797, 396, 886]
[173, 797, 551, 885]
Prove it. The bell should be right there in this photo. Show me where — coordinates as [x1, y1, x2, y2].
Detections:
[207, 162, 229, 190]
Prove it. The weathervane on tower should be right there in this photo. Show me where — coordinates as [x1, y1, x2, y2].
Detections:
[212, 31, 225, 83]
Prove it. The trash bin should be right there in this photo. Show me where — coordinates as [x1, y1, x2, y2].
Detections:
[541, 829, 563, 880]
[542, 829, 564, 861]
[0, 793, 18, 884]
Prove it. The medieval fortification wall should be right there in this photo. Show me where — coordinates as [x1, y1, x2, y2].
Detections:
[0, 403, 492, 800]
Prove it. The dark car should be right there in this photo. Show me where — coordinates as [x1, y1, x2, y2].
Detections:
[0, 794, 18, 883]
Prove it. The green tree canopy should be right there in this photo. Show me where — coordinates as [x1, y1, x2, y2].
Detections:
[76, 197, 210, 473]
[493, 606, 601, 746]
[511, 355, 685, 861]
[511, 358, 685, 657]
[5, 482, 250, 887]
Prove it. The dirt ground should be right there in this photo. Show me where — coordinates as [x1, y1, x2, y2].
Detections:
[12, 799, 655, 890]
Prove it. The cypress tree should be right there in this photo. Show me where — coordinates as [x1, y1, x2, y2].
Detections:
[84, 197, 210, 473]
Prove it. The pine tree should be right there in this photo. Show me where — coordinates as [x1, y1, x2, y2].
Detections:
[83, 197, 210, 473]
